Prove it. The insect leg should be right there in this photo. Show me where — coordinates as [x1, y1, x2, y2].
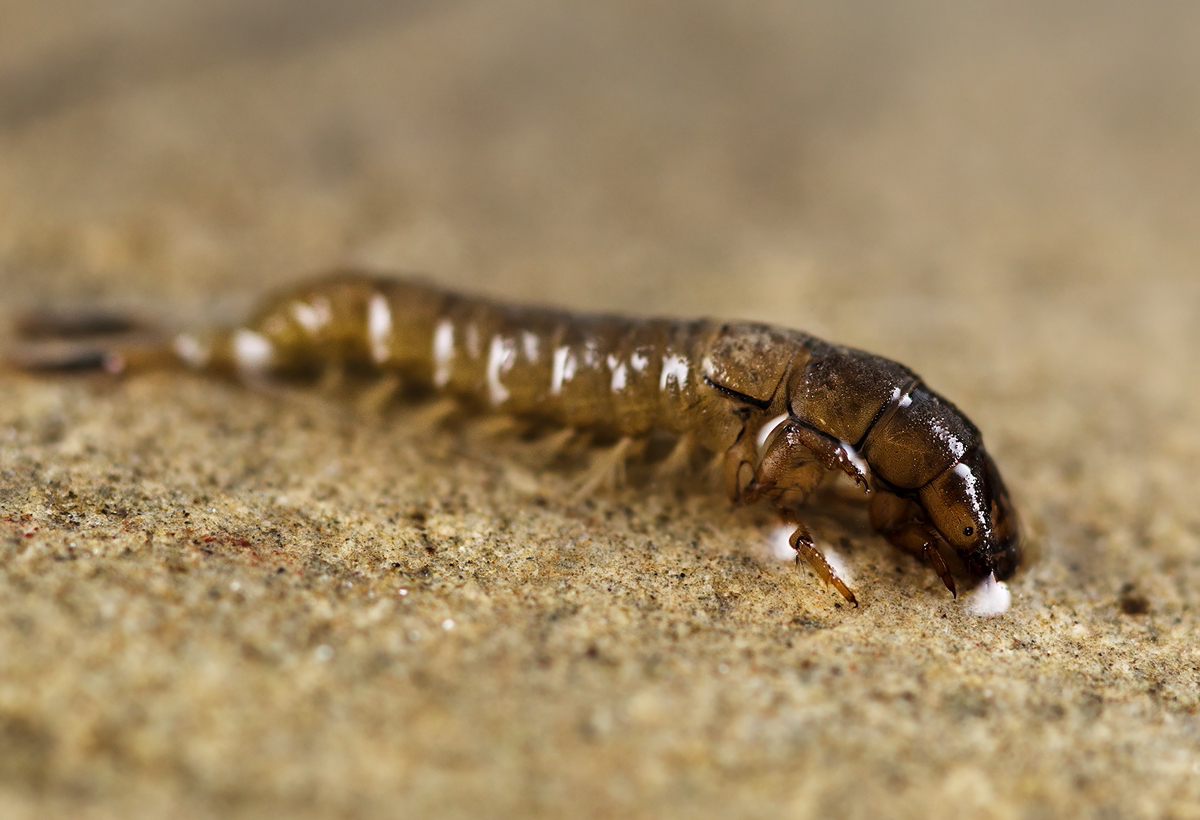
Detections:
[528, 427, 582, 465]
[409, 396, 461, 432]
[470, 414, 525, 439]
[742, 422, 828, 506]
[355, 373, 405, 418]
[768, 423, 871, 492]
[787, 518, 857, 606]
[571, 436, 640, 502]
[654, 433, 694, 480]
[923, 541, 957, 599]
[869, 491, 957, 597]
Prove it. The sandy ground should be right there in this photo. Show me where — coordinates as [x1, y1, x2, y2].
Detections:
[2, 2, 1199, 818]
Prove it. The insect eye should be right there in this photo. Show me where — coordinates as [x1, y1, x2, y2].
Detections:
[963, 526, 974, 537]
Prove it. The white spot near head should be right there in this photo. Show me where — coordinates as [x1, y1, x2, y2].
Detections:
[898, 392, 913, 408]
[630, 350, 649, 372]
[952, 461, 989, 536]
[433, 319, 454, 387]
[659, 353, 689, 391]
[755, 413, 791, 454]
[967, 572, 1012, 616]
[701, 355, 715, 378]
[521, 331, 540, 362]
[465, 324, 481, 359]
[368, 294, 392, 364]
[172, 333, 210, 368]
[487, 335, 515, 405]
[232, 329, 274, 373]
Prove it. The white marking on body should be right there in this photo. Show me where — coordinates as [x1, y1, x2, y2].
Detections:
[967, 572, 1012, 616]
[367, 293, 392, 364]
[551, 346, 569, 395]
[701, 355, 715, 378]
[952, 461, 989, 534]
[172, 333, 210, 368]
[232, 329, 274, 373]
[291, 297, 332, 335]
[659, 354, 689, 391]
[838, 441, 870, 477]
[291, 303, 321, 334]
[487, 335, 516, 405]
[755, 413, 791, 454]
[583, 340, 600, 368]
[465, 323, 481, 359]
[933, 420, 967, 460]
[898, 392, 913, 408]
[521, 331, 540, 362]
[630, 350, 649, 372]
[433, 319, 454, 387]
[607, 354, 628, 392]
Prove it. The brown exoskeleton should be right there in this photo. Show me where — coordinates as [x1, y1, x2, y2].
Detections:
[7, 272, 1021, 604]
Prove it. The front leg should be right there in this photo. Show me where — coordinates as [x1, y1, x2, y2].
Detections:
[743, 421, 869, 509]
[723, 416, 860, 604]
[870, 491, 957, 597]
[768, 422, 871, 493]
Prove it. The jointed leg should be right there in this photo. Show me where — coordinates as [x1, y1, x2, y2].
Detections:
[761, 423, 871, 493]
[870, 491, 957, 597]
[655, 433, 694, 480]
[787, 517, 857, 606]
[571, 436, 641, 502]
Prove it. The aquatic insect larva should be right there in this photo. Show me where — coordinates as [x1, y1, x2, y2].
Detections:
[8, 272, 1021, 604]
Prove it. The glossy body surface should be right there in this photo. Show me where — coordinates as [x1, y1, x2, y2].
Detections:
[161, 272, 1021, 602]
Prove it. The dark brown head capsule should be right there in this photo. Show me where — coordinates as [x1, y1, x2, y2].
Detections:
[772, 342, 1021, 595]
[860, 380, 1022, 589]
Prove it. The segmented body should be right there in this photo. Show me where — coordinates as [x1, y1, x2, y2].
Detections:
[195, 276, 798, 449]
[11, 272, 1022, 603]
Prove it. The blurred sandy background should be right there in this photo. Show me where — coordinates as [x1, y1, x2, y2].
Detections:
[1, 2, 1198, 818]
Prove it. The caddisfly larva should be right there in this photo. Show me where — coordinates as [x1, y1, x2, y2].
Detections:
[7, 272, 1021, 604]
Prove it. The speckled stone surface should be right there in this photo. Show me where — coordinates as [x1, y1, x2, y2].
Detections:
[2, 2, 1199, 818]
